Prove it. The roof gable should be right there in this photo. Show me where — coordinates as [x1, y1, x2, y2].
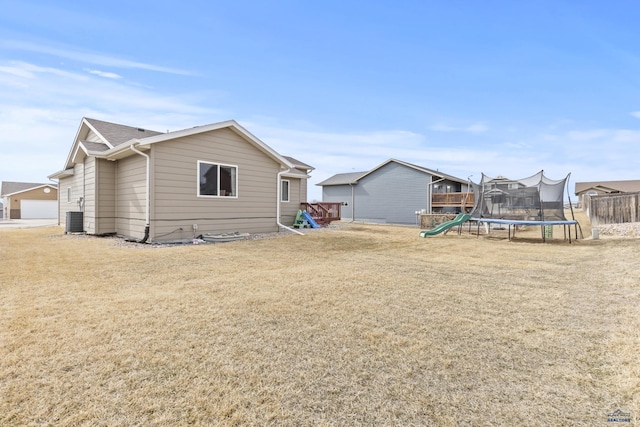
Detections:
[317, 158, 468, 186]
[59, 117, 164, 170]
[1, 181, 57, 197]
[51, 118, 309, 178]
[107, 120, 296, 169]
[84, 117, 163, 147]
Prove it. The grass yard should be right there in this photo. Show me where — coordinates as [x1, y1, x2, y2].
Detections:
[1, 217, 638, 426]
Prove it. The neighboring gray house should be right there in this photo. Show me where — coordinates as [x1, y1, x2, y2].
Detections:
[317, 159, 470, 225]
[49, 117, 313, 242]
[1, 181, 58, 219]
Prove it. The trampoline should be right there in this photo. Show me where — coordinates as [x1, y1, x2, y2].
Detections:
[471, 218, 580, 242]
[468, 171, 582, 242]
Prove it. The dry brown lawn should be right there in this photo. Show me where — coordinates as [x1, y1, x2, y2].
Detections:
[1, 214, 638, 426]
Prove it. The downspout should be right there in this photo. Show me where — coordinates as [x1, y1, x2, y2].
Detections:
[277, 169, 305, 235]
[130, 144, 150, 243]
[48, 176, 60, 226]
[350, 182, 355, 222]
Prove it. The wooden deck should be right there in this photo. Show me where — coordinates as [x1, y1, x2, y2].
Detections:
[432, 192, 474, 210]
[301, 202, 341, 226]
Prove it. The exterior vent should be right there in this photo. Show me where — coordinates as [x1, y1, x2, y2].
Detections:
[66, 211, 84, 233]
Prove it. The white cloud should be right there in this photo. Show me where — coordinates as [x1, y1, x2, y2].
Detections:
[86, 69, 122, 79]
[1, 54, 638, 202]
[0, 59, 226, 182]
[0, 61, 88, 81]
[1, 40, 194, 76]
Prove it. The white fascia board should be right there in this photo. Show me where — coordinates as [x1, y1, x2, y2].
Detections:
[48, 169, 75, 180]
[4, 184, 58, 197]
[61, 118, 111, 170]
[281, 171, 311, 179]
[82, 118, 114, 148]
[71, 142, 90, 163]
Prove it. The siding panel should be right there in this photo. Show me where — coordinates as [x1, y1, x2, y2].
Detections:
[323, 162, 431, 224]
[58, 163, 85, 230]
[84, 157, 96, 234]
[115, 155, 147, 240]
[355, 163, 429, 224]
[95, 159, 116, 234]
[149, 127, 282, 240]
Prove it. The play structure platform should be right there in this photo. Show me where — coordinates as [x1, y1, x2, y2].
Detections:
[293, 210, 321, 229]
[419, 214, 471, 237]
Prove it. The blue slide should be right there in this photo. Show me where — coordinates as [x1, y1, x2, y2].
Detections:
[301, 211, 321, 228]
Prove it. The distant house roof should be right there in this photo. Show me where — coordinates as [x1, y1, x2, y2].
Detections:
[316, 171, 368, 186]
[317, 158, 468, 186]
[1, 181, 58, 197]
[575, 179, 640, 195]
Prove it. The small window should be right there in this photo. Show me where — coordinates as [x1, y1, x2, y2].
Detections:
[281, 180, 290, 202]
[67, 187, 72, 203]
[198, 161, 237, 197]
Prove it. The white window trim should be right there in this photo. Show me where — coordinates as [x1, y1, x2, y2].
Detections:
[197, 160, 239, 198]
[67, 187, 72, 203]
[281, 179, 290, 202]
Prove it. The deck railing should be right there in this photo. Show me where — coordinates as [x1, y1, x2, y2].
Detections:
[301, 202, 342, 225]
[432, 192, 474, 208]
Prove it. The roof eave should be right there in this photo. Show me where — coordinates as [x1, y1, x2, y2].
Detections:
[4, 184, 58, 197]
[48, 169, 75, 180]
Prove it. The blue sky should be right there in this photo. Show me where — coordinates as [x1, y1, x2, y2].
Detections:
[1, 0, 639, 201]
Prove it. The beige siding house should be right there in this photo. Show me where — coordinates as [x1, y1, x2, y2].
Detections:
[49, 118, 313, 242]
[1, 181, 58, 219]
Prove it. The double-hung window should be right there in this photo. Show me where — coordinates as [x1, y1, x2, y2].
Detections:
[198, 161, 237, 197]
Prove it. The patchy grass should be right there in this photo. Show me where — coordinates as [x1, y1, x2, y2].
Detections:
[1, 218, 638, 426]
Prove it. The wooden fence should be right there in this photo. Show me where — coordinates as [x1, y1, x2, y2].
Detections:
[586, 192, 640, 225]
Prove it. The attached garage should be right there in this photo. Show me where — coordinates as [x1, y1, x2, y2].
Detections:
[20, 200, 58, 219]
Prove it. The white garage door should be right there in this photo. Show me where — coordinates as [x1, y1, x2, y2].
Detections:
[21, 200, 58, 219]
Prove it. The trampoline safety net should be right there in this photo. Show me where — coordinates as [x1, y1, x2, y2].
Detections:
[469, 171, 570, 222]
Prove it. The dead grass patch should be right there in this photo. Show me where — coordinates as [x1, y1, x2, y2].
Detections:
[1, 218, 638, 426]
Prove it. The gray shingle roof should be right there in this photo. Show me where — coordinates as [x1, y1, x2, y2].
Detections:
[283, 156, 314, 171]
[1, 181, 57, 196]
[316, 158, 469, 187]
[316, 172, 368, 186]
[575, 179, 640, 195]
[85, 118, 163, 146]
[81, 141, 110, 152]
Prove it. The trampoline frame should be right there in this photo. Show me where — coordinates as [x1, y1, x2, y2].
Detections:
[470, 217, 581, 242]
